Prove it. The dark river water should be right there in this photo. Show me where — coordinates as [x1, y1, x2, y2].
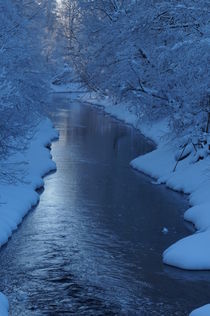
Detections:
[1, 95, 210, 315]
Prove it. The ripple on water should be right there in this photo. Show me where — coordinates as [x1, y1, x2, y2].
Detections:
[0, 99, 207, 316]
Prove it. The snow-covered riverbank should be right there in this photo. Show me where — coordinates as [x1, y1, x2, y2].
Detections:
[79, 93, 210, 315]
[0, 118, 58, 314]
[190, 304, 210, 316]
[84, 96, 210, 267]
[51, 65, 210, 313]
[0, 293, 9, 316]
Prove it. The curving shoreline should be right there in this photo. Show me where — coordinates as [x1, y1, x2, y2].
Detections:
[82, 93, 210, 315]
[0, 117, 59, 315]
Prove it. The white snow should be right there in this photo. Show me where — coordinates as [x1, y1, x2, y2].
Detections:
[77, 92, 210, 315]
[133, 149, 210, 271]
[51, 66, 88, 94]
[162, 227, 169, 234]
[0, 293, 9, 316]
[83, 94, 210, 271]
[50, 65, 210, 314]
[190, 304, 210, 316]
[51, 82, 87, 94]
[0, 117, 58, 314]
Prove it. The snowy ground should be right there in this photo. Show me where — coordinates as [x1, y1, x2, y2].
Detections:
[0, 118, 58, 315]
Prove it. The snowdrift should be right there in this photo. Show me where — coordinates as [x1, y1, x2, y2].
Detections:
[0, 118, 58, 314]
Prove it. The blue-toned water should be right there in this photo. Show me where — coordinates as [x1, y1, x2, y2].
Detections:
[0, 96, 210, 315]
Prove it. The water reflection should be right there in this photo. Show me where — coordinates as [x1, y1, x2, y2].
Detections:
[0, 97, 209, 315]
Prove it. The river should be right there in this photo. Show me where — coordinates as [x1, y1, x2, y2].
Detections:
[0, 95, 210, 315]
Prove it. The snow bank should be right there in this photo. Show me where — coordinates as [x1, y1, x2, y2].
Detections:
[51, 82, 87, 94]
[77, 93, 210, 315]
[51, 65, 87, 94]
[131, 144, 210, 270]
[0, 118, 58, 246]
[190, 304, 210, 316]
[0, 293, 9, 316]
[0, 117, 58, 314]
[50, 68, 210, 312]
[83, 94, 210, 272]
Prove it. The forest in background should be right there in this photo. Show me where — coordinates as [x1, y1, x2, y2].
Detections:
[1, 0, 210, 168]
[58, 0, 210, 145]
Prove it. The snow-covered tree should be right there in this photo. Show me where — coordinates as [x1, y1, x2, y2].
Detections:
[0, 0, 58, 179]
[60, 0, 210, 143]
